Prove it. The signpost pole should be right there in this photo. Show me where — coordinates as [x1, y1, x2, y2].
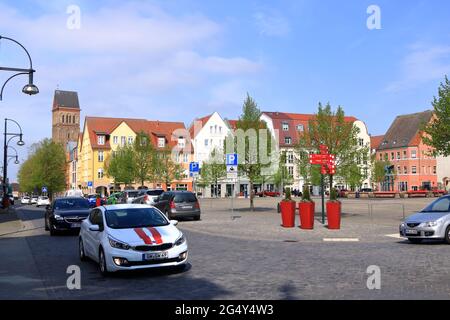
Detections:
[321, 173, 325, 224]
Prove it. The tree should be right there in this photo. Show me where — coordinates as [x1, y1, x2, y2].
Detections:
[133, 131, 158, 187]
[105, 145, 136, 187]
[271, 151, 293, 193]
[422, 76, 450, 156]
[17, 139, 66, 199]
[371, 156, 392, 189]
[200, 148, 226, 197]
[226, 94, 275, 210]
[295, 103, 369, 191]
[155, 148, 184, 190]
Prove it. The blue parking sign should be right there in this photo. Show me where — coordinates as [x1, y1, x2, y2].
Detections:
[226, 153, 238, 166]
[189, 162, 199, 173]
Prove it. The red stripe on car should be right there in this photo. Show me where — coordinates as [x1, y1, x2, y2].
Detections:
[134, 228, 152, 244]
[147, 227, 163, 244]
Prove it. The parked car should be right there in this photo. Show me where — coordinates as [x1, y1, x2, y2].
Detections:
[257, 190, 281, 197]
[123, 190, 140, 204]
[30, 196, 38, 204]
[86, 194, 99, 207]
[21, 196, 31, 205]
[36, 196, 50, 207]
[79, 204, 188, 275]
[132, 189, 165, 205]
[360, 188, 373, 193]
[45, 197, 91, 236]
[106, 192, 125, 205]
[154, 191, 201, 220]
[399, 195, 450, 244]
[65, 189, 84, 197]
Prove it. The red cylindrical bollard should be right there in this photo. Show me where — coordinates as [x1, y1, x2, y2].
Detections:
[280, 201, 296, 228]
[299, 201, 315, 229]
[326, 201, 341, 229]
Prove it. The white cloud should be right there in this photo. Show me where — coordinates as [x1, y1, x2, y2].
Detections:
[386, 44, 450, 92]
[253, 10, 290, 37]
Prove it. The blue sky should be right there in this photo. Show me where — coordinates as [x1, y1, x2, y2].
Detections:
[1, 0, 450, 180]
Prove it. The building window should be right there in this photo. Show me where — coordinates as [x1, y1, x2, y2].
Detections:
[287, 153, 294, 164]
[210, 126, 213, 134]
[121, 136, 126, 146]
[358, 138, 364, 147]
[98, 151, 104, 162]
[219, 126, 222, 133]
[397, 166, 401, 175]
[204, 139, 209, 147]
[288, 166, 294, 178]
[157, 137, 165, 148]
[176, 184, 188, 191]
[297, 124, 304, 132]
[396, 152, 400, 160]
[404, 166, 408, 174]
[113, 136, 118, 144]
[411, 150, 417, 159]
[61, 115, 64, 123]
[284, 137, 292, 145]
[183, 153, 189, 163]
[128, 136, 133, 145]
[282, 122, 289, 131]
[391, 152, 394, 160]
[178, 137, 185, 148]
[412, 166, 417, 174]
[403, 150, 407, 159]
[97, 135, 105, 145]
[97, 168, 104, 179]
[433, 166, 436, 174]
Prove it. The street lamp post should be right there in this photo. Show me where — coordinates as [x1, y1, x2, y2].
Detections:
[0, 35, 39, 100]
[2, 119, 25, 207]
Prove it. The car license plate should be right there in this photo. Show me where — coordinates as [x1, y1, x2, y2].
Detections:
[71, 223, 81, 228]
[405, 229, 418, 235]
[182, 205, 193, 209]
[144, 251, 168, 261]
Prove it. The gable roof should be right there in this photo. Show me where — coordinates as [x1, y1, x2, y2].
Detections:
[262, 111, 358, 147]
[370, 135, 384, 150]
[377, 110, 433, 150]
[188, 114, 213, 138]
[53, 90, 80, 110]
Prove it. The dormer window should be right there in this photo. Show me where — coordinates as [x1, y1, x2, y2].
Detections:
[97, 135, 105, 145]
[282, 122, 289, 131]
[178, 137, 185, 148]
[158, 137, 165, 148]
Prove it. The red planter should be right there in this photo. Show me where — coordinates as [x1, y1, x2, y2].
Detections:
[299, 201, 315, 229]
[280, 201, 296, 228]
[326, 201, 341, 229]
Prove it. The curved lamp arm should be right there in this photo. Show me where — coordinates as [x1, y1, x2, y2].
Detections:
[0, 36, 33, 69]
[0, 72, 29, 101]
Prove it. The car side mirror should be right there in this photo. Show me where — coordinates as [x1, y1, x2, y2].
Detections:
[89, 225, 101, 232]
[170, 220, 178, 226]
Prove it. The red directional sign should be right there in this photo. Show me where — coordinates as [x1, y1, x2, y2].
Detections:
[309, 147, 336, 176]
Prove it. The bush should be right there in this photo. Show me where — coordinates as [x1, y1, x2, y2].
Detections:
[329, 188, 338, 201]
[284, 188, 292, 201]
[302, 186, 312, 202]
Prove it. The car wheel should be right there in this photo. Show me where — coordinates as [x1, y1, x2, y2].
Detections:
[444, 226, 450, 245]
[408, 238, 423, 244]
[194, 215, 200, 221]
[99, 248, 109, 276]
[79, 238, 87, 261]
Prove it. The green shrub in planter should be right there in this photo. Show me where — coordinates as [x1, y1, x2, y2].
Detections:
[329, 188, 338, 202]
[301, 186, 312, 202]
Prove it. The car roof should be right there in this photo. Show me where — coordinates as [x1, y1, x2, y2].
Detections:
[55, 196, 87, 200]
[101, 204, 155, 211]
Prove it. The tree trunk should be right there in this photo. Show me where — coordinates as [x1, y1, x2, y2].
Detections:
[249, 180, 254, 211]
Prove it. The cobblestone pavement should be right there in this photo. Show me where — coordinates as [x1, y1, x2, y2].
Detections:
[0, 201, 449, 300]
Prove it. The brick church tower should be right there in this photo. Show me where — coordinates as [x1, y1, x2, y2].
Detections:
[52, 90, 81, 146]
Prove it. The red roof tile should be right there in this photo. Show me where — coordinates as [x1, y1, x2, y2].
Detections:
[370, 135, 384, 150]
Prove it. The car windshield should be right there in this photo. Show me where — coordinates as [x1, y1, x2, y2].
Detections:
[105, 208, 169, 229]
[55, 198, 90, 210]
[147, 190, 164, 196]
[173, 193, 197, 203]
[421, 197, 450, 213]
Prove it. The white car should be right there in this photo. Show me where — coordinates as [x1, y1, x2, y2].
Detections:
[30, 196, 38, 204]
[21, 196, 30, 205]
[36, 196, 50, 207]
[79, 204, 188, 275]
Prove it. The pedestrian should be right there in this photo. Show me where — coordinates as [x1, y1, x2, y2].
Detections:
[95, 194, 101, 207]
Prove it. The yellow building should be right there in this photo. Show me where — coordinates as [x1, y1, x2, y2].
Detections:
[76, 117, 193, 195]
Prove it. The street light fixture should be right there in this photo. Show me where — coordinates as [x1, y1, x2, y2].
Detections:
[0, 35, 38, 101]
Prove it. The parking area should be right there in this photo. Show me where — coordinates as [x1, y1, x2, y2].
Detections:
[0, 197, 449, 300]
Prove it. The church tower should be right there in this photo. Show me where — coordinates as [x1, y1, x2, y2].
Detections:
[52, 90, 81, 146]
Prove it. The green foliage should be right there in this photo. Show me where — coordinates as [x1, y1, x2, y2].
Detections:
[423, 76, 450, 156]
[296, 103, 369, 190]
[154, 147, 184, 188]
[329, 188, 338, 201]
[301, 186, 312, 202]
[272, 151, 293, 191]
[105, 144, 136, 185]
[199, 148, 226, 196]
[133, 131, 158, 186]
[17, 139, 66, 198]
[284, 188, 292, 201]
[371, 156, 393, 185]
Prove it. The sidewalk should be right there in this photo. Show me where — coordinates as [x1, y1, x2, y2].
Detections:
[0, 207, 49, 299]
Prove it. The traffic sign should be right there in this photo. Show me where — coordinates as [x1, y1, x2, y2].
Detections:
[189, 162, 199, 173]
[87, 181, 93, 187]
[42, 186, 47, 193]
[226, 153, 238, 166]
[227, 165, 238, 173]
[227, 172, 238, 179]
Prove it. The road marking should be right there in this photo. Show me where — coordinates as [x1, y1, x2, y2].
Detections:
[385, 233, 402, 239]
[323, 238, 360, 242]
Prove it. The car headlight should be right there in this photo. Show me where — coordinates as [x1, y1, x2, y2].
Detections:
[53, 214, 64, 221]
[108, 236, 130, 250]
[175, 234, 186, 246]
[421, 221, 438, 227]
[400, 223, 406, 228]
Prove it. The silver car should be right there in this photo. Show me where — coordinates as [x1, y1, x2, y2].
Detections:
[132, 189, 165, 205]
[399, 195, 450, 244]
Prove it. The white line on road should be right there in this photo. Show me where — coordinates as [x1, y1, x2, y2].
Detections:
[385, 233, 402, 239]
[323, 238, 360, 242]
